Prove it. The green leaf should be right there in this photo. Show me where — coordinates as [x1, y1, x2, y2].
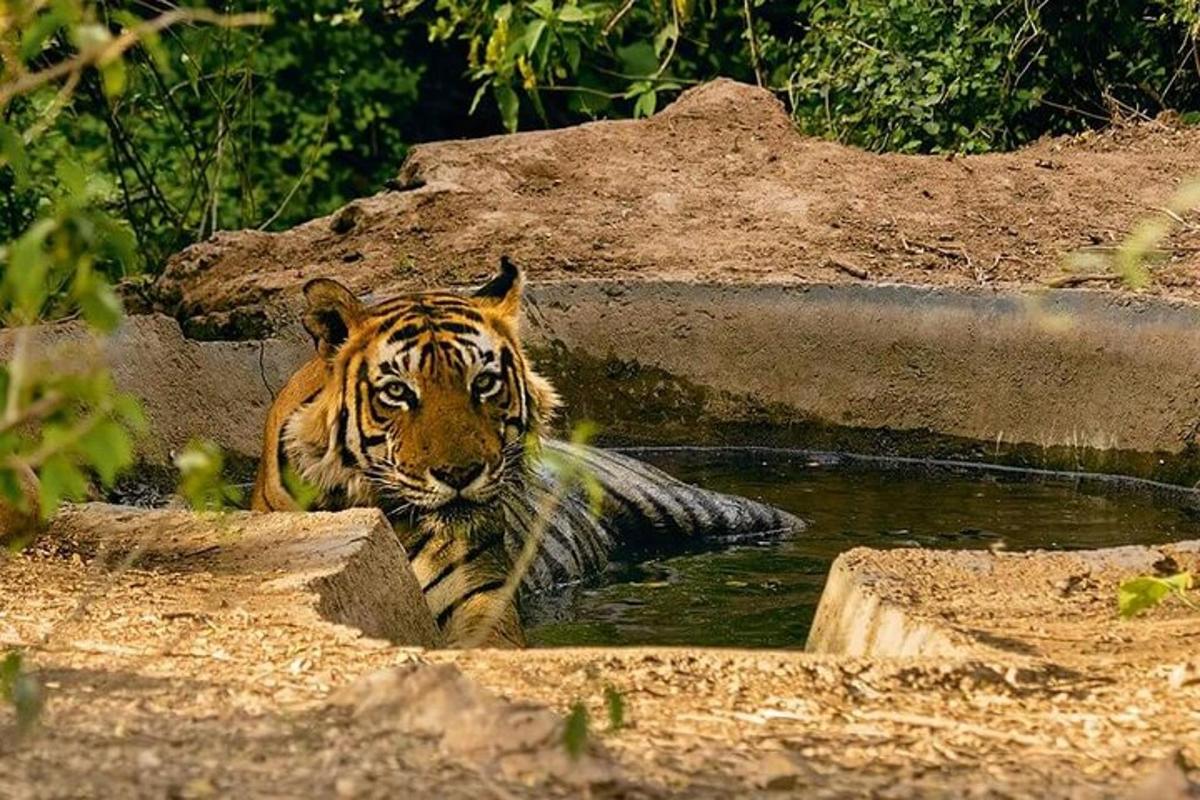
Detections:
[604, 685, 625, 730]
[57, 161, 87, 200]
[0, 651, 20, 686]
[1118, 572, 1195, 619]
[0, 124, 30, 189]
[175, 440, 241, 512]
[563, 37, 581, 74]
[468, 82, 489, 116]
[100, 57, 127, 99]
[0, 468, 24, 506]
[71, 21, 111, 51]
[76, 279, 123, 333]
[1, 650, 43, 735]
[633, 90, 657, 119]
[494, 82, 520, 133]
[524, 19, 547, 57]
[19, 7, 67, 61]
[282, 464, 320, 511]
[6, 218, 56, 320]
[114, 394, 147, 432]
[563, 700, 589, 758]
[38, 454, 89, 519]
[616, 41, 658, 76]
[557, 5, 592, 23]
[79, 420, 133, 486]
[653, 22, 678, 57]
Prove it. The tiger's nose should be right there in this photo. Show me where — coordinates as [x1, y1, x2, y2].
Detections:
[430, 463, 485, 491]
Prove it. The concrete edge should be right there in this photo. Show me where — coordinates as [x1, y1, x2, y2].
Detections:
[806, 540, 1200, 659]
[49, 504, 441, 648]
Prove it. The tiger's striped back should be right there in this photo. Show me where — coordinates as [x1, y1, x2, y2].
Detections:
[508, 441, 803, 599]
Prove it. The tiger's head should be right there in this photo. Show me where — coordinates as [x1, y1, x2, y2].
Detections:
[282, 258, 558, 531]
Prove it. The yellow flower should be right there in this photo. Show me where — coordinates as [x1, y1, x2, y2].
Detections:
[485, 18, 509, 69]
[517, 55, 536, 90]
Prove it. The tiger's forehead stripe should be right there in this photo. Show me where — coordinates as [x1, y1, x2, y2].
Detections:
[370, 295, 485, 323]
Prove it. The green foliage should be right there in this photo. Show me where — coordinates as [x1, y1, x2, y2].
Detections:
[417, 0, 1200, 154]
[777, 1, 1036, 152]
[174, 440, 243, 512]
[563, 699, 589, 758]
[1117, 572, 1196, 619]
[604, 684, 625, 730]
[1, 650, 43, 736]
[7, 0, 1200, 300]
[1, 159, 134, 327]
[0, 2, 265, 536]
[540, 420, 604, 515]
[282, 463, 320, 511]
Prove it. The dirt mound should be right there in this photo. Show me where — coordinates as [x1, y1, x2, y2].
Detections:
[153, 79, 1200, 338]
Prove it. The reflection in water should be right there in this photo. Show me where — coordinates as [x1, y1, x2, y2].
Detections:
[526, 449, 1200, 649]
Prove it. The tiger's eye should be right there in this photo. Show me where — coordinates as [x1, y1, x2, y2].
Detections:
[379, 380, 417, 409]
[472, 372, 501, 399]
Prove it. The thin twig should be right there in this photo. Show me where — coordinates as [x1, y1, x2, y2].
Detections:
[0, 391, 64, 438]
[828, 258, 869, 280]
[257, 94, 337, 230]
[653, 0, 680, 79]
[464, 448, 596, 648]
[854, 710, 1049, 749]
[1044, 273, 1122, 288]
[602, 0, 636, 35]
[0, 9, 269, 110]
[742, 0, 764, 87]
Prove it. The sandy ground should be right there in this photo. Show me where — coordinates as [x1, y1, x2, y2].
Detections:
[8, 79, 1200, 797]
[151, 79, 1200, 339]
[2, 535, 1198, 798]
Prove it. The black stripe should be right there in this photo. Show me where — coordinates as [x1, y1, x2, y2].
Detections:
[594, 451, 700, 534]
[336, 405, 356, 467]
[334, 362, 359, 468]
[432, 321, 479, 336]
[275, 436, 289, 480]
[436, 579, 506, 628]
[386, 322, 426, 344]
[403, 530, 435, 561]
[562, 449, 660, 533]
[420, 539, 497, 592]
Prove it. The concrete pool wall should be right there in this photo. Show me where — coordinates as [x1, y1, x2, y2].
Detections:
[10, 279, 1200, 482]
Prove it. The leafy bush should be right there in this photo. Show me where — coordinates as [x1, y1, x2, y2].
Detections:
[0, 1, 264, 546]
[9, 1, 1200, 284]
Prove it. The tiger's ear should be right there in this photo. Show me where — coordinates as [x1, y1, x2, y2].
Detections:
[302, 278, 363, 358]
[473, 256, 523, 320]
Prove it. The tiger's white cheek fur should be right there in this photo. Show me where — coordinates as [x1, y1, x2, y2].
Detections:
[282, 403, 375, 507]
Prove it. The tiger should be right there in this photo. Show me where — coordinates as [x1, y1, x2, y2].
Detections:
[252, 258, 804, 647]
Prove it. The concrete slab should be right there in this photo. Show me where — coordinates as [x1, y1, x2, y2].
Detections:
[0, 314, 310, 464]
[807, 539, 1200, 661]
[49, 504, 440, 647]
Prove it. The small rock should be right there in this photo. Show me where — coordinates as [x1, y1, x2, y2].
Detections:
[1129, 750, 1200, 799]
[752, 751, 803, 790]
[330, 203, 364, 235]
[331, 663, 621, 786]
[174, 778, 216, 799]
[136, 749, 163, 770]
[334, 776, 358, 798]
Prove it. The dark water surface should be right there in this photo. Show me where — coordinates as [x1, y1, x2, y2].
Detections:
[526, 448, 1200, 649]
